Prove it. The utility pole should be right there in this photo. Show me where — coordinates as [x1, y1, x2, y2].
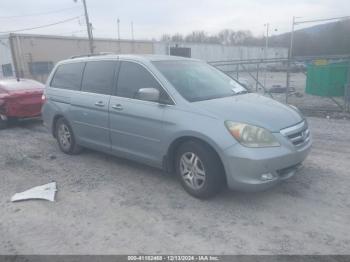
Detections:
[131, 21, 134, 41]
[286, 17, 295, 103]
[131, 21, 134, 53]
[8, 34, 20, 81]
[117, 18, 121, 52]
[289, 16, 295, 59]
[117, 18, 120, 41]
[81, 0, 94, 54]
[264, 23, 269, 60]
[345, 59, 350, 112]
[263, 23, 270, 88]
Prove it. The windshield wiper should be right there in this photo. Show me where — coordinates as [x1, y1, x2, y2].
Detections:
[235, 90, 248, 95]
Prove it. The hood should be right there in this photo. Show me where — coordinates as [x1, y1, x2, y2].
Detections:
[193, 93, 303, 132]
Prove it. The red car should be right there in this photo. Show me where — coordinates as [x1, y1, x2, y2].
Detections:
[0, 78, 44, 129]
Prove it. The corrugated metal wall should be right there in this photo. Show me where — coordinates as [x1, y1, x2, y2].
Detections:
[7, 34, 154, 81]
[153, 42, 288, 61]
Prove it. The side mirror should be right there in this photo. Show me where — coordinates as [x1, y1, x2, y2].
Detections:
[135, 88, 160, 102]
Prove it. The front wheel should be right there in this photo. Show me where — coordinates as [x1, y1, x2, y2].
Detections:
[175, 141, 225, 199]
[55, 118, 82, 155]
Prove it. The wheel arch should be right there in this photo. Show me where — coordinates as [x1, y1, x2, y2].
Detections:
[165, 135, 226, 183]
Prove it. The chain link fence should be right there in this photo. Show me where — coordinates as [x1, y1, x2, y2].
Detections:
[210, 55, 350, 117]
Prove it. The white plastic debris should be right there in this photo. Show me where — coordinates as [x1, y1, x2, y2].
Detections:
[11, 182, 57, 202]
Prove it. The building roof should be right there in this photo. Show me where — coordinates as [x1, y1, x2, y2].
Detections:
[5, 33, 153, 44]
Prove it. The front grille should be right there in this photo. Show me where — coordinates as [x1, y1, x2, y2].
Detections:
[280, 121, 311, 147]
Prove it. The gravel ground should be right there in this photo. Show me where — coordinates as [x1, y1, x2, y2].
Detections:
[0, 117, 350, 255]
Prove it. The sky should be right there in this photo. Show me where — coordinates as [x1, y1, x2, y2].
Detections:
[0, 0, 349, 40]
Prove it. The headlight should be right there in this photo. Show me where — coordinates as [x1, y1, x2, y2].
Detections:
[225, 121, 280, 148]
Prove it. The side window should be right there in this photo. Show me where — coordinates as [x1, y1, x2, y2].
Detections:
[81, 61, 117, 95]
[51, 62, 85, 90]
[116, 61, 163, 100]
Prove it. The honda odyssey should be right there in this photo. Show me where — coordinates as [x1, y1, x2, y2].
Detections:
[42, 54, 311, 198]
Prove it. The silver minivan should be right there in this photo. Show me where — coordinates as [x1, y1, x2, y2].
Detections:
[42, 54, 311, 198]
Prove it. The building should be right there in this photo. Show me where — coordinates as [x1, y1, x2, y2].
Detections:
[0, 33, 154, 82]
[154, 42, 287, 62]
[0, 33, 288, 82]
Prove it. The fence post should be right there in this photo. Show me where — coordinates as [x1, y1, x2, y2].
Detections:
[286, 57, 291, 103]
[256, 63, 260, 92]
[346, 60, 350, 112]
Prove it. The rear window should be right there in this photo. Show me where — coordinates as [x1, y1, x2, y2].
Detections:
[81, 61, 117, 95]
[51, 62, 85, 90]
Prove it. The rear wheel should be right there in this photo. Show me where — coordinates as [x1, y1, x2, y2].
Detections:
[55, 118, 82, 154]
[175, 140, 225, 199]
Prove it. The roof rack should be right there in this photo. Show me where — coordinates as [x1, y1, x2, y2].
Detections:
[70, 52, 115, 59]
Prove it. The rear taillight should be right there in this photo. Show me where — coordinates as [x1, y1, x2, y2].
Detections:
[41, 94, 47, 102]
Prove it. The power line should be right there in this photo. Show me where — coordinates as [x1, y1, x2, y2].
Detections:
[0, 6, 81, 19]
[0, 16, 82, 34]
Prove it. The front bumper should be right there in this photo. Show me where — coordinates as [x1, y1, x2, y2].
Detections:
[221, 132, 312, 192]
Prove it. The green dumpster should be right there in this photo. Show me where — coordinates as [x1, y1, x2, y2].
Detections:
[305, 62, 349, 97]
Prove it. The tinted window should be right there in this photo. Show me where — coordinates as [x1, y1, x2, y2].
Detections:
[116, 61, 162, 100]
[51, 62, 85, 90]
[81, 61, 117, 95]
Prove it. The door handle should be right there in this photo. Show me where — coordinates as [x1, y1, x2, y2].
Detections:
[112, 104, 123, 110]
[94, 101, 105, 107]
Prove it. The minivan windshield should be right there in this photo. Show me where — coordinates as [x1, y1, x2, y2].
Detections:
[153, 60, 247, 102]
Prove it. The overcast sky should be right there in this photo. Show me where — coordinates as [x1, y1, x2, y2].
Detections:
[0, 0, 349, 40]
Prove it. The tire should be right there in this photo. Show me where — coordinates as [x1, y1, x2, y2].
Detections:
[55, 118, 82, 155]
[175, 140, 225, 199]
[0, 118, 7, 130]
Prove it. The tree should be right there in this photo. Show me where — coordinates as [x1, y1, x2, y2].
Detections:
[171, 33, 184, 42]
[160, 34, 171, 42]
[158, 19, 350, 56]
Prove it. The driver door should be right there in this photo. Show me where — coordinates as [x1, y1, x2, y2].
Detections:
[109, 61, 169, 167]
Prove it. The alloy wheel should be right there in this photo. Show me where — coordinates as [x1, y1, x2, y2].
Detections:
[58, 123, 72, 151]
[179, 152, 206, 190]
